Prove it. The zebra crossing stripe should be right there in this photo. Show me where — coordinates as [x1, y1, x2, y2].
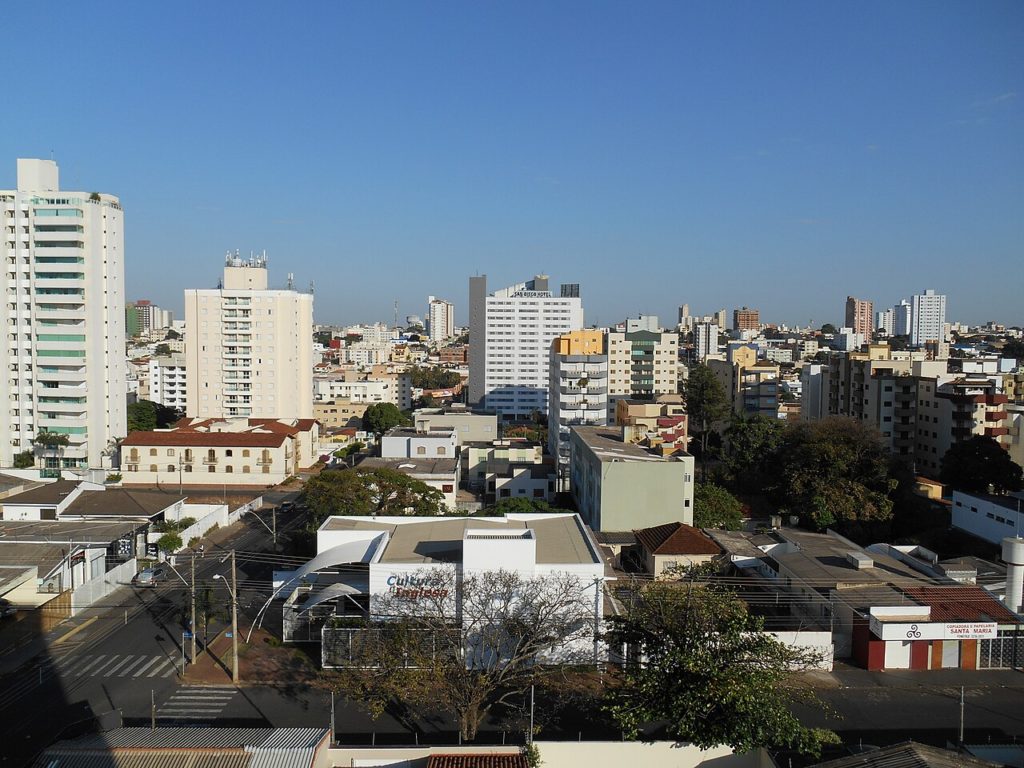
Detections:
[88, 655, 122, 677]
[72, 655, 109, 676]
[132, 657, 162, 677]
[117, 657, 149, 677]
[104, 656, 136, 676]
[147, 658, 173, 677]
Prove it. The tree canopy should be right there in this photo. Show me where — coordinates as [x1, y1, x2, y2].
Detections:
[482, 497, 570, 516]
[693, 483, 744, 530]
[724, 414, 784, 492]
[328, 569, 596, 741]
[766, 418, 896, 532]
[33, 431, 70, 448]
[820, 323, 837, 335]
[940, 436, 1023, 495]
[684, 364, 731, 476]
[302, 467, 446, 526]
[127, 399, 180, 432]
[362, 402, 409, 434]
[13, 450, 35, 468]
[410, 365, 462, 390]
[605, 580, 836, 755]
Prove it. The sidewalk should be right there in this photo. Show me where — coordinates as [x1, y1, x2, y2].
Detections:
[794, 658, 1024, 691]
[183, 627, 321, 686]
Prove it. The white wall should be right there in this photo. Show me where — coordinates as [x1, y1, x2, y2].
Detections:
[71, 557, 137, 616]
[952, 491, 1024, 544]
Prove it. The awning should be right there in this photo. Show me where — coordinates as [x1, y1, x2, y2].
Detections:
[298, 578, 369, 613]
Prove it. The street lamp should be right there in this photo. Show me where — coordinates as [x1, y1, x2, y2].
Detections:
[213, 553, 239, 684]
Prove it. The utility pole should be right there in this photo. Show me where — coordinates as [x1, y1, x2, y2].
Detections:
[190, 554, 197, 663]
[272, 506, 277, 546]
[231, 549, 239, 684]
[959, 686, 965, 747]
[150, 690, 155, 730]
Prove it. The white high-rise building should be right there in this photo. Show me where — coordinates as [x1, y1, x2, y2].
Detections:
[911, 289, 947, 348]
[1, 159, 127, 472]
[877, 308, 895, 336]
[148, 353, 187, 410]
[427, 296, 455, 344]
[695, 323, 720, 361]
[184, 253, 314, 420]
[469, 274, 583, 418]
[893, 299, 912, 337]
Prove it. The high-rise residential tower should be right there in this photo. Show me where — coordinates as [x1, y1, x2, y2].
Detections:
[606, 329, 680, 419]
[184, 253, 313, 420]
[845, 296, 874, 338]
[468, 274, 584, 418]
[427, 295, 455, 344]
[910, 289, 947, 348]
[695, 323, 720, 361]
[548, 330, 607, 489]
[1, 159, 127, 471]
[732, 307, 760, 332]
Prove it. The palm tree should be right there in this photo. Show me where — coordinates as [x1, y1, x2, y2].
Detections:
[33, 431, 70, 478]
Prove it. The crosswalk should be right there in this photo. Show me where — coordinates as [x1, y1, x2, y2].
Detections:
[57, 653, 178, 679]
[157, 687, 237, 722]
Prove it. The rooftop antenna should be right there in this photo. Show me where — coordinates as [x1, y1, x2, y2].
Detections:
[394, 300, 399, 328]
[287, 273, 294, 290]
[309, 280, 315, 295]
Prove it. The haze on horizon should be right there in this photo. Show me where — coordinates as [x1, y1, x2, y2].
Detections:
[3, 1, 1022, 328]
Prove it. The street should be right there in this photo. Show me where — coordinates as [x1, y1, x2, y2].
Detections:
[0, 494, 304, 767]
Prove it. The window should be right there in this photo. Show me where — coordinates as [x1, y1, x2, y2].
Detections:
[226, 466, 233, 473]
[184, 465, 192, 473]
[416, 446, 426, 455]
[442, 484, 453, 493]
[500, 489, 510, 498]
[533, 489, 544, 498]
[149, 464, 157, 472]
[167, 448, 175, 456]
[242, 449, 250, 457]
[262, 465, 270, 474]
[436, 446, 446, 455]
[226, 449, 233, 457]
[242, 465, 250, 473]
[208, 466, 215, 473]
[149, 448, 157, 456]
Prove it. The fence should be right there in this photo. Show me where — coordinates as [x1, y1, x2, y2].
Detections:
[769, 630, 835, 670]
[71, 558, 137, 617]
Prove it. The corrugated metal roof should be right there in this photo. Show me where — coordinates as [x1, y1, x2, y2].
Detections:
[43, 728, 328, 752]
[34, 750, 251, 768]
[427, 755, 529, 768]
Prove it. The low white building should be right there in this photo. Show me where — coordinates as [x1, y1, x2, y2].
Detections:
[952, 491, 1024, 544]
[380, 427, 459, 461]
[278, 513, 606, 662]
[356, 456, 460, 509]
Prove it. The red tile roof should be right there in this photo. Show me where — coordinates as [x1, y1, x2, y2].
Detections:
[902, 586, 1021, 624]
[122, 431, 287, 448]
[427, 755, 528, 768]
[633, 522, 721, 556]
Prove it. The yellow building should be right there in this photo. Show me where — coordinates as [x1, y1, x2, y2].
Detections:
[552, 329, 605, 356]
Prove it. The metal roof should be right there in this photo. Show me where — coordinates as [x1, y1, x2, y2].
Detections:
[44, 727, 328, 751]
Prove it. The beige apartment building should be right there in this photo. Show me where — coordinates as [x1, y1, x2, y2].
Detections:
[606, 330, 679, 420]
[845, 296, 874, 338]
[185, 253, 314, 420]
[708, 344, 779, 419]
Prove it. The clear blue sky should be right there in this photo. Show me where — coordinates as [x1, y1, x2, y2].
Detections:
[4, 1, 1022, 328]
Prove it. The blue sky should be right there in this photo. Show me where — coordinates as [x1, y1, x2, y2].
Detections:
[4, 1, 1022, 328]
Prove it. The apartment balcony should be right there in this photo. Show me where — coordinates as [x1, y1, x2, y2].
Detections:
[34, 306, 85, 319]
[32, 292, 83, 304]
[985, 411, 1008, 422]
[203, 456, 218, 465]
[36, 401, 86, 414]
[985, 426, 1009, 438]
[893, 406, 915, 418]
[256, 457, 274, 466]
[37, 370, 86, 383]
[37, 415, 87, 430]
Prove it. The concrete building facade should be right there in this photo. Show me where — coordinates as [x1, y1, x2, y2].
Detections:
[1, 159, 127, 471]
[606, 330, 679, 420]
[845, 296, 874, 338]
[548, 331, 608, 487]
[426, 296, 454, 344]
[185, 253, 313, 420]
[468, 274, 584, 419]
[911, 289, 947, 348]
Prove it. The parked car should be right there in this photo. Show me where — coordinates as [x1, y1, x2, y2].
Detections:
[132, 566, 168, 588]
[0, 598, 16, 617]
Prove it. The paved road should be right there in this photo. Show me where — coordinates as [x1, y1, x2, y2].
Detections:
[0, 507, 307, 767]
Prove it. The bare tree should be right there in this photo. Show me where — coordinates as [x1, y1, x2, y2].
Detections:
[324, 568, 598, 741]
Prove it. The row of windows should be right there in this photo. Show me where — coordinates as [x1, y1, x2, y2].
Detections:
[127, 464, 272, 474]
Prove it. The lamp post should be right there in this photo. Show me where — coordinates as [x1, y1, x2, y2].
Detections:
[213, 549, 239, 684]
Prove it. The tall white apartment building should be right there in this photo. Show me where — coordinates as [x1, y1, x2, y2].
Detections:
[1, 159, 127, 471]
[184, 253, 313, 420]
[695, 323, 720, 361]
[911, 289, 947, 348]
[606, 330, 679, 419]
[876, 308, 895, 336]
[427, 296, 455, 344]
[893, 299, 912, 337]
[148, 353, 187, 410]
[548, 331, 608, 488]
[469, 274, 583, 418]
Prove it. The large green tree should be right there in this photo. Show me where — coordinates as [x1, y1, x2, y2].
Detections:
[302, 467, 446, 526]
[693, 483, 744, 530]
[362, 402, 409, 434]
[724, 414, 784, 491]
[409, 366, 462, 390]
[766, 418, 896, 532]
[940, 436, 1023, 495]
[605, 580, 836, 755]
[684, 364, 731, 478]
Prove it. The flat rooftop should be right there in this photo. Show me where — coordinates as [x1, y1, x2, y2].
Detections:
[572, 426, 689, 462]
[0, 519, 141, 543]
[357, 457, 458, 476]
[320, 514, 600, 566]
[2, 480, 80, 506]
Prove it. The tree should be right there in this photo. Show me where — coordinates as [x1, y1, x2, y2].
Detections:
[362, 402, 409, 434]
[127, 400, 158, 432]
[483, 497, 570, 515]
[940, 436, 1023, 495]
[302, 467, 446, 526]
[13, 450, 35, 469]
[1001, 338, 1024, 360]
[329, 568, 595, 741]
[693, 483, 743, 530]
[684, 364, 731, 479]
[156, 532, 183, 553]
[605, 580, 837, 755]
[724, 414, 784, 491]
[820, 323, 837, 335]
[766, 418, 896, 533]
[33, 431, 70, 449]
[410, 366, 462, 390]
[154, 343, 172, 356]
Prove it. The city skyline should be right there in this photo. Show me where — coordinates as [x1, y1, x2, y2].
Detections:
[3, 2, 1022, 327]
